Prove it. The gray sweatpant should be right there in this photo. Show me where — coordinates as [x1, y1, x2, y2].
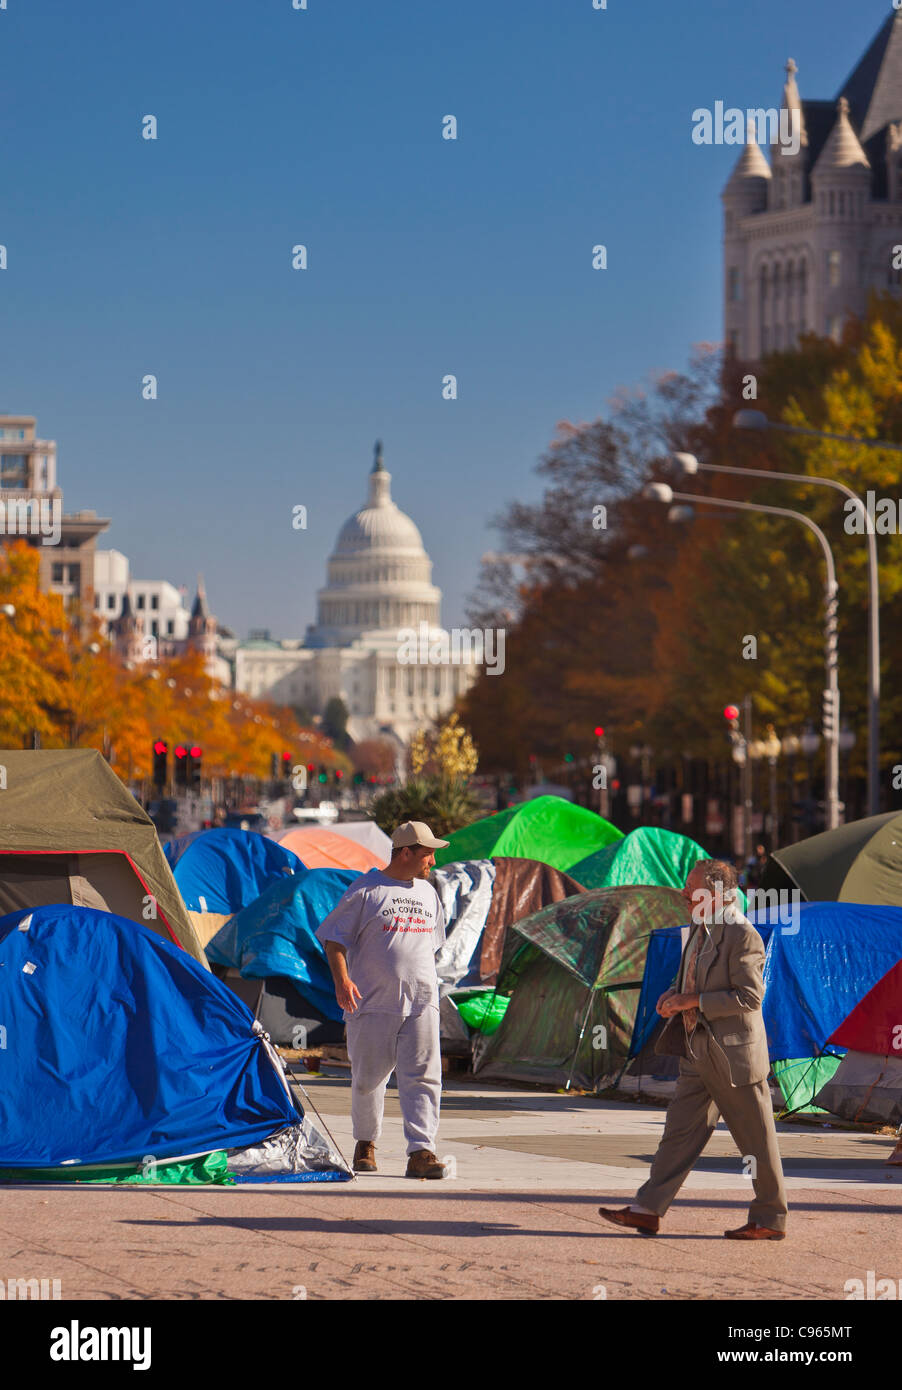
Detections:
[345, 1008, 441, 1155]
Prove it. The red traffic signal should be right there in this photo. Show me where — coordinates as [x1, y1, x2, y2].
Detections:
[189, 745, 203, 759]
[594, 726, 605, 738]
[153, 739, 168, 756]
[174, 745, 188, 759]
[723, 705, 740, 722]
[282, 751, 292, 764]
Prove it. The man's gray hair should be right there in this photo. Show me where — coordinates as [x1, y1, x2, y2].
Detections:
[693, 859, 739, 896]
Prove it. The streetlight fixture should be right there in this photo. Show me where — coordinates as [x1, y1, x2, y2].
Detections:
[643, 481, 841, 830]
[727, 412, 886, 815]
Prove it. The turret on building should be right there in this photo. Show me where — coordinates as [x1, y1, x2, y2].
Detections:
[723, 14, 902, 359]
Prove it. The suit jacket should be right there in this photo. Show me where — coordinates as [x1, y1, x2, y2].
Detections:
[654, 914, 770, 1087]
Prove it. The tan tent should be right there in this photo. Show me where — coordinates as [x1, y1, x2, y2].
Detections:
[0, 749, 206, 966]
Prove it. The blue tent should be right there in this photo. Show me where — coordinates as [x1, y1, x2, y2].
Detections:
[207, 867, 360, 1019]
[0, 904, 349, 1181]
[164, 828, 303, 915]
[630, 901, 902, 1107]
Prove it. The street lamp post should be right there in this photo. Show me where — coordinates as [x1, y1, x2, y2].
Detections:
[728, 412, 886, 816]
[644, 482, 842, 831]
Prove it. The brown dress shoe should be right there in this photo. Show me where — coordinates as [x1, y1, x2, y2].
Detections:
[405, 1150, 446, 1179]
[353, 1141, 377, 1172]
[725, 1222, 785, 1240]
[598, 1206, 659, 1236]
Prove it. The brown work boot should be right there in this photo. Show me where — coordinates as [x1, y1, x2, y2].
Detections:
[353, 1141, 377, 1172]
[405, 1149, 446, 1179]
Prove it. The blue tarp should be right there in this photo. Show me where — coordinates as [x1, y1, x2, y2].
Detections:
[206, 868, 359, 1019]
[164, 828, 303, 914]
[0, 905, 305, 1168]
[631, 901, 902, 1062]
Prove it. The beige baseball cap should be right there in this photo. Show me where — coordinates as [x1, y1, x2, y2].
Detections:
[391, 820, 450, 850]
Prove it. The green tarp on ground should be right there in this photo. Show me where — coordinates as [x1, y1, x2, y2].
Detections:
[570, 826, 711, 891]
[472, 885, 689, 1091]
[434, 795, 622, 875]
[0, 1152, 234, 1185]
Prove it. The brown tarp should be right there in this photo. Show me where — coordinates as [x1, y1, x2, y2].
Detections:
[479, 857, 587, 983]
[0, 748, 207, 965]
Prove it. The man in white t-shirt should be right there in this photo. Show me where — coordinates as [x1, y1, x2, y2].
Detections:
[316, 820, 449, 1178]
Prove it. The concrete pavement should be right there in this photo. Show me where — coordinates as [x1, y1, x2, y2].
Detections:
[0, 1075, 898, 1300]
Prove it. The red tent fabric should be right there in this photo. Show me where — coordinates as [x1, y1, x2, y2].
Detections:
[829, 957, 902, 1054]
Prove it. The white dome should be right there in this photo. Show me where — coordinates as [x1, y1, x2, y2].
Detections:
[305, 443, 442, 648]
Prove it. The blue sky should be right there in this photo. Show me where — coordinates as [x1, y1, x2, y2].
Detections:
[1, 0, 892, 637]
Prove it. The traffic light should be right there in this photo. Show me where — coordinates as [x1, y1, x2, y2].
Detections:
[188, 745, 203, 789]
[281, 752, 292, 776]
[270, 752, 279, 779]
[152, 739, 168, 789]
[174, 745, 188, 787]
[594, 726, 605, 739]
[335, 769, 343, 782]
[318, 766, 328, 784]
[352, 772, 364, 785]
[724, 705, 745, 763]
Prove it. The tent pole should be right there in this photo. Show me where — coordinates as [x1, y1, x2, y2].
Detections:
[285, 1065, 356, 1180]
[565, 987, 597, 1092]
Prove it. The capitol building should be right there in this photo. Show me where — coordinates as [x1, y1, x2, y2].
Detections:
[234, 443, 479, 747]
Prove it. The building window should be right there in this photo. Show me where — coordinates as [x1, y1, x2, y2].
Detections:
[107, 594, 116, 610]
[136, 594, 145, 610]
[0, 454, 27, 487]
[728, 266, 741, 303]
[167, 620, 174, 635]
[829, 190, 835, 216]
[150, 594, 159, 610]
[827, 315, 843, 342]
[761, 326, 770, 353]
[828, 250, 841, 287]
[52, 563, 64, 582]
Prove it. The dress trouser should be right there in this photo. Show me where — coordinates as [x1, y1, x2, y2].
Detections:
[345, 1008, 441, 1155]
[635, 1027, 788, 1231]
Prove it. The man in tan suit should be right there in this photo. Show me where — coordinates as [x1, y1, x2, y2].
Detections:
[600, 859, 787, 1240]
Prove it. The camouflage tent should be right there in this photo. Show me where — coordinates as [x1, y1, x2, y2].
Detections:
[472, 885, 688, 1091]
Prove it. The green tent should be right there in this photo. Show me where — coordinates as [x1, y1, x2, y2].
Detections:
[570, 826, 711, 891]
[472, 885, 688, 1091]
[0, 748, 207, 965]
[434, 795, 623, 874]
[764, 811, 902, 907]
